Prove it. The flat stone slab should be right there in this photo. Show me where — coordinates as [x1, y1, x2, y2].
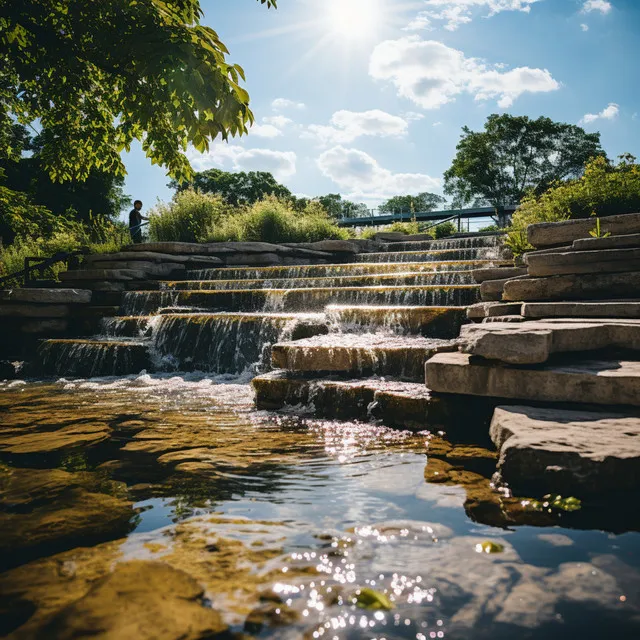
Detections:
[223, 252, 282, 266]
[91, 261, 186, 277]
[285, 240, 361, 253]
[21, 319, 69, 334]
[272, 334, 458, 381]
[467, 302, 523, 319]
[573, 233, 640, 251]
[503, 271, 640, 302]
[527, 247, 640, 277]
[0, 304, 69, 318]
[126, 242, 235, 255]
[479, 276, 529, 301]
[527, 212, 640, 248]
[490, 405, 640, 495]
[59, 269, 148, 282]
[460, 319, 640, 364]
[0, 288, 91, 304]
[472, 267, 527, 283]
[425, 351, 640, 406]
[522, 301, 640, 319]
[85, 251, 193, 264]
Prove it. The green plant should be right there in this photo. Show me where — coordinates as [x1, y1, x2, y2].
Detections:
[589, 215, 612, 239]
[433, 221, 456, 239]
[386, 221, 422, 235]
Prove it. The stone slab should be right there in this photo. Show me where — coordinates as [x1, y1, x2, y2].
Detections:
[490, 405, 640, 495]
[467, 302, 523, 319]
[528, 259, 640, 277]
[59, 269, 148, 281]
[125, 242, 236, 255]
[61, 281, 126, 292]
[223, 252, 282, 266]
[285, 240, 361, 253]
[527, 247, 640, 276]
[480, 278, 509, 302]
[527, 212, 640, 248]
[0, 304, 69, 318]
[21, 319, 69, 333]
[573, 233, 640, 251]
[0, 288, 91, 304]
[91, 261, 186, 276]
[503, 271, 640, 302]
[522, 302, 640, 319]
[85, 251, 191, 264]
[472, 267, 527, 283]
[425, 351, 640, 407]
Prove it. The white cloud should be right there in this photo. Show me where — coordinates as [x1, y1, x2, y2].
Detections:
[369, 37, 560, 109]
[187, 145, 297, 180]
[317, 145, 440, 199]
[581, 23, 590, 31]
[404, 1, 541, 31]
[272, 98, 306, 111]
[304, 110, 409, 145]
[263, 115, 293, 128]
[433, 121, 443, 127]
[579, 102, 620, 125]
[250, 124, 282, 138]
[582, 0, 612, 14]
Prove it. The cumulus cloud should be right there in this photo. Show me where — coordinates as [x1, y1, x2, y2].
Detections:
[404, 0, 540, 31]
[581, 23, 590, 31]
[304, 110, 409, 145]
[369, 37, 560, 109]
[579, 103, 619, 125]
[582, 0, 612, 14]
[317, 145, 440, 199]
[272, 98, 306, 111]
[249, 115, 294, 139]
[187, 145, 297, 180]
[263, 115, 294, 128]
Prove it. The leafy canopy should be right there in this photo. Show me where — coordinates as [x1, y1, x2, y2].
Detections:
[0, 0, 276, 183]
[316, 193, 369, 219]
[378, 193, 446, 214]
[444, 114, 605, 208]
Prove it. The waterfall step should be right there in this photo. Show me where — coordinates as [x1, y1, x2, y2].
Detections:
[355, 248, 500, 263]
[165, 270, 476, 291]
[379, 235, 503, 252]
[121, 285, 481, 315]
[326, 305, 467, 337]
[36, 338, 151, 378]
[271, 334, 459, 382]
[184, 260, 510, 282]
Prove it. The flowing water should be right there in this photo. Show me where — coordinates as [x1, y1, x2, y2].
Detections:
[2, 235, 639, 639]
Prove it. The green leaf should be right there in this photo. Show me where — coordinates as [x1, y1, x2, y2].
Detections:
[475, 541, 505, 554]
[354, 588, 394, 611]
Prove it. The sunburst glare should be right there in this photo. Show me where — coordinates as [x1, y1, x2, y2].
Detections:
[326, 0, 384, 40]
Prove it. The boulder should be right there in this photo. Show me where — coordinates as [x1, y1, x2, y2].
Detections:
[573, 233, 640, 251]
[527, 212, 640, 248]
[0, 304, 69, 318]
[472, 267, 527, 283]
[522, 301, 640, 319]
[503, 271, 640, 302]
[0, 289, 91, 304]
[490, 405, 640, 495]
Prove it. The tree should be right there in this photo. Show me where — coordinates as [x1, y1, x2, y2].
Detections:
[172, 168, 292, 206]
[316, 194, 369, 219]
[0, 0, 276, 183]
[443, 114, 606, 209]
[378, 193, 446, 214]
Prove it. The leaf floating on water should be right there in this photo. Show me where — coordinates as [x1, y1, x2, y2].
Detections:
[354, 587, 394, 610]
[475, 540, 504, 554]
[543, 494, 582, 512]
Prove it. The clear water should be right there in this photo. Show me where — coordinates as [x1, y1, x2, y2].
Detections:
[1, 375, 638, 639]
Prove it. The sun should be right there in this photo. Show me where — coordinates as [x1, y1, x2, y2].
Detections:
[327, 0, 382, 40]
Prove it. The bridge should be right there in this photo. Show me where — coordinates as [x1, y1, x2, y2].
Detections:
[337, 205, 517, 228]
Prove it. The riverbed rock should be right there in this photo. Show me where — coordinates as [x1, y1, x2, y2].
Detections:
[490, 405, 640, 495]
[32, 561, 227, 640]
[0, 289, 91, 304]
[572, 232, 640, 251]
[425, 351, 640, 406]
[526, 247, 640, 277]
[503, 271, 640, 302]
[527, 212, 640, 248]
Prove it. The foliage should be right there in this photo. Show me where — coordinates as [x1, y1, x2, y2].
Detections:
[0, 0, 276, 183]
[523, 495, 582, 513]
[316, 193, 369, 219]
[207, 196, 350, 243]
[433, 221, 457, 239]
[478, 224, 503, 233]
[506, 154, 640, 255]
[387, 221, 422, 235]
[149, 189, 231, 243]
[475, 541, 505, 554]
[354, 588, 394, 611]
[172, 168, 292, 206]
[444, 114, 605, 208]
[378, 192, 446, 214]
[589, 216, 611, 239]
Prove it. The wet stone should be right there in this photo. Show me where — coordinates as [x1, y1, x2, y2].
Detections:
[0, 289, 91, 304]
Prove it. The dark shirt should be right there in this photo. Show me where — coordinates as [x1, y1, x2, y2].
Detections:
[129, 209, 142, 229]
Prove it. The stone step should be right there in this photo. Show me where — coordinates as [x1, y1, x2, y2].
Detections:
[0, 303, 70, 318]
[527, 212, 640, 248]
[165, 270, 476, 291]
[480, 276, 529, 302]
[472, 266, 527, 283]
[467, 302, 523, 319]
[120, 285, 481, 316]
[185, 260, 507, 282]
[326, 305, 467, 337]
[490, 405, 640, 496]
[522, 301, 640, 319]
[355, 248, 499, 263]
[59, 269, 149, 282]
[380, 235, 503, 253]
[572, 233, 640, 251]
[503, 271, 640, 302]
[426, 351, 640, 407]
[271, 334, 458, 381]
[0, 288, 91, 304]
[527, 247, 640, 277]
[460, 319, 640, 364]
[90, 261, 186, 277]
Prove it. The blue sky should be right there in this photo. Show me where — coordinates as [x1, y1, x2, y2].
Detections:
[122, 0, 640, 217]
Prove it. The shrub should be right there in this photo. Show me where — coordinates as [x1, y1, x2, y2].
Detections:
[505, 154, 640, 255]
[149, 189, 230, 243]
[433, 221, 457, 238]
[386, 221, 422, 235]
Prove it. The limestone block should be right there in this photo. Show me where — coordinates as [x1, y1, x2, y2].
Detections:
[490, 405, 640, 495]
[126, 241, 235, 255]
[21, 319, 69, 333]
[0, 288, 91, 304]
[223, 252, 282, 266]
[472, 267, 527, 283]
[59, 269, 148, 281]
[527, 247, 640, 277]
[467, 302, 523, 319]
[91, 261, 186, 277]
[85, 251, 190, 264]
[425, 351, 640, 406]
[461, 328, 553, 364]
[480, 278, 510, 301]
[573, 233, 640, 251]
[527, 212, 640, 248]
[522, 301, 640, 319]
[503, 271, 640, 302]
[286, 240, 361, 253]
[62, 281, 126, 292]
[0, 304, 69, 318]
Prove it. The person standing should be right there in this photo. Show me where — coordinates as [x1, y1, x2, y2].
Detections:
[129, 200, 148, 244]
